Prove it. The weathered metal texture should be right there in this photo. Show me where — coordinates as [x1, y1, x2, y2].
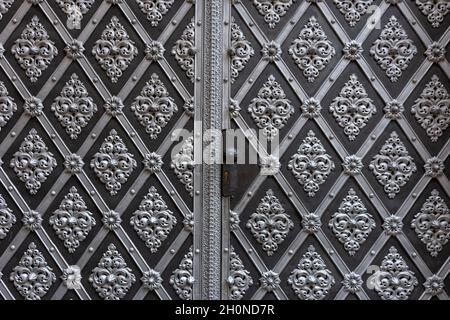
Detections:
[223, 0, 450, 300]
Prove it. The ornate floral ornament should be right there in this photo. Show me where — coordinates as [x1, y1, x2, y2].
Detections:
[10, 242, 56, 300]
[170, 246, 194, 300]
[183, 97, 194, 117]
[424, 157, 444, 178]
[302, 213, 322, 234]
[22, 210, 42, 231]
[288, 131, 335, 197]
[89, 243, 136, 300]
[227, 247, 253, 300]
[289, 17, 336, 82]
[370, 16, 417, 83]
[425, 42, 446, 63]
[253, 0, 296, 28]
[229, 99, 241, 118]
[229, 210, 240, 230]
[145, 40, 165, 61]
[10, 129, 58, 195]
[141, 269, 163, 291]
[90, 129, 137, 195]
[0, 1, 14, 21]
[383, 215, 403, 236]
[131, 73, 178, 139]
[136, 0, 174, 26]
[65, 40, 85, 59]
[416, 0, 450, 28]
[64, 153, 84, 174]
[62, 265, 82, 290]
[24, 96, 44, 117]
[172, 19, 195, 82]
[92, 16, 138, 83]
[261, 41, 282, 62]
[329, 189, 376, 255]
[411, 190, 450, 257]
[104, 96, 124, 117]
[330, 74, 376, 141]
[369, 132, 417, 198]
[130, 186, 177, 253]
[11, 16, 58, 82]
[0, 80, 17, 131]
[183, 211, 194, 231]
[230, 18, 254, 84]
[342, 272, 363, 294]
[260, 154, 281, 176]
[288, 245, 335, 300]
[343, 40, 363, 60]
[57, 0, 94, 30]
[343, 155, 363, 176]
[0, 194, 16, 239]
[424, 274, 444, 296]
[260, 270, 280, 292]
[171, 136, 194, 196]
[248, 75, 294, 141]
[334, 0, 374, 27]
[143, 152, 163, 174]
[411, 75, 450, 142]
[102, 210, 122, 230]
[49, 186, 96, 253]
[384, 100, 404, 119]
[246, 189, 294, 256]
[301, 98, 321, 118]
[51, 74, 98, 139]
[375, 246, 418, 300]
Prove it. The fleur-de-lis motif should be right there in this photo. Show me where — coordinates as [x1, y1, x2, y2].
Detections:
[289, 17, 336, 82]
[247, 75, 294, 141]
[10, 242, 56, 300]
[130, 186, 177, 253]
[416, 0, 450, 28]
[369, 132, 417, 199]
[227, 247, 253, 300]
[92, 16, 138, 83]
[253, 0, 296, 28]
[172, 19, 195, 82]
[90, 129, 137, 195]
[131, 73, 178, 139]
[56, 0, 95, 30]
[370, 16, 417, 83]
[330, 74, 376, 141]
[10, 129, 58, 195]
[51, 74, 98, 139]
[230, 18, 254, 84]
[170, 246, 194, 300]
[375, 247, 418, 300]
[136, 0, 175, 26]
[89, 244, 136, 300]
[329, 189, 376, 256]
[288, 245, 335, 300]
[411, 190, 450, 257]
[246, 189, 294, 256]
[333, 0, 374, 27]
[0, 1, 14, 21]
[411, 75, 450, 142]
[288, 131, 335, 197]
[11, 16, 58, 82]
[171, 136, 194, 197]
[0, 194, 15, 240]
[0, 80, 17, 131]
[49, 186, 96, 253]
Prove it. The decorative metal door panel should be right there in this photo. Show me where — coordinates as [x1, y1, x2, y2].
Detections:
[221, 0, 450, 301]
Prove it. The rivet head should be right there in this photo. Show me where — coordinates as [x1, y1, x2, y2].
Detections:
[51, 191, 56, 196]
[91, 133, 97, 138]
[50, 247, 55, 252]
[195, 248, 200, 254]
[129, 247, 135, 252]
[130, 189, 136, 195]
[412, 252, 417, 257]
[247, 192, 252, 197]
[288, 250, 294, 255]
[170, 249, 175, 254]
[10, 245, 15, 250]
[90, 190, 95, 195]
[172, 20, 177, 25]
[10, 131, 16, 137]
[371, 250, 376, 255]
[89, 247, 94, 252]
[224, 247, 229, 252]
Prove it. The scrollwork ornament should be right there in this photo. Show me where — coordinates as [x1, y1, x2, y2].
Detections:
[230, 18, 254, 84]
[329, 189, 376, 255]
[10, 242, 56, 300]
[416, 0, 450, 28]
[136, 0, 174, 27]
[248, 75, 294, 141]
[289, 17, 336, 82]
[253, 0, 296, 28]
[57, 0, 94, 30]
[10, 129, 58, 195]
[411, 190, 450, 257]
[11, 16, 58, 82]
[49, 187, 96, 253]
[172, 19, 195, 82]
[288, 131, 335, 197]
[0, 194, 16, 239]
[0, 80, 17, 130]
[288, 245, 335, 300]
[333, 0, 374, 27]
[227, 247, 253, 300]
[130, 186, 177, 253]
[92, 16, 138, 83]
[131, 73, 178, 139]
[369, 132, 417, 198]
[170, 246, 194, 300]
[89, 243, 136, 300]
[90, 129, 137, 195]
[370, 16, 417, 83]
[246, 189, 294, 256]
[171, 136, 194, 197]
